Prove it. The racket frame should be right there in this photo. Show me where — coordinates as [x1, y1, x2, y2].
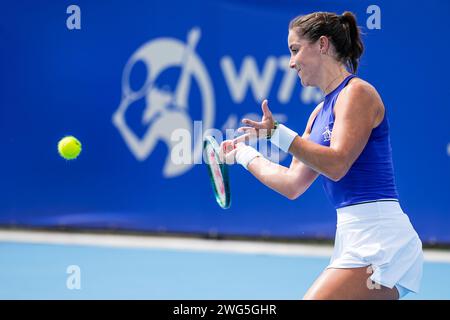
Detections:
[203, 136, 231, 209]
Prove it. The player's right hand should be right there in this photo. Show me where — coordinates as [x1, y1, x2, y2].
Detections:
[220, 140, 235, 164]
[220, 140, 248, 165]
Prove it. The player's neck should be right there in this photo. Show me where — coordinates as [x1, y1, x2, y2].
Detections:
[321, 66, 351, 95]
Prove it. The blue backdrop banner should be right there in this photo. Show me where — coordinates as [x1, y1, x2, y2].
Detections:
[1, 0, 449, 243]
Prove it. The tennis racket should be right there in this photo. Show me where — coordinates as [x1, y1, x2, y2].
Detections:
[203, 135, 231, 209]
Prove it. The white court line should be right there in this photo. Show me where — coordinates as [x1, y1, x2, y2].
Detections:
[0, 229, 333, 257]
[1, 229, 450, 263]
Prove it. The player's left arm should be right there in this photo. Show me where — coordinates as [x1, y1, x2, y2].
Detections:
[288, 81, 383, 181]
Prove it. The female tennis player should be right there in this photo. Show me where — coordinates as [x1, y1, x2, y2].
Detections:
[221, 11, 423, 300]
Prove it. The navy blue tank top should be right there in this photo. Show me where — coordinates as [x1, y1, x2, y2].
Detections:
[309, 74, 399, 209]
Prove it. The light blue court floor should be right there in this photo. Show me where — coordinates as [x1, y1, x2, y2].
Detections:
[1, 230, 449, 300]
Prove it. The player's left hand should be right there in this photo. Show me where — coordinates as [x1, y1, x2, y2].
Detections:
[237, 99, 275, 140]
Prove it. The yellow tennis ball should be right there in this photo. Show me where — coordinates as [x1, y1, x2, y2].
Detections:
[58, 136, 82, 160]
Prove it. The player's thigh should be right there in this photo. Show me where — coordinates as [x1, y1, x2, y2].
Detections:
[303, 266, 399, 300]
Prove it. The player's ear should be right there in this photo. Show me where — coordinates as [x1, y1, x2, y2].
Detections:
[319, 36, 329, 54]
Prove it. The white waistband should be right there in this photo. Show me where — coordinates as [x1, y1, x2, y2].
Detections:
[336, 200, 404, 224]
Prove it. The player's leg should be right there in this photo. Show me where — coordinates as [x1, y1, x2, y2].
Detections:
[303, 266, 399, 300]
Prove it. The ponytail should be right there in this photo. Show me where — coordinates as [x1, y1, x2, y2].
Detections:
[340, 11, 364, 72]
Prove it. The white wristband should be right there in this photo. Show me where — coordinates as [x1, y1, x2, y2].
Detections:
[270, 124, 298, 153]
[236, 146, 262, 170]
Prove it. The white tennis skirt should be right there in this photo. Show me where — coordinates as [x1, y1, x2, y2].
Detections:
[327, 200, 423, 296]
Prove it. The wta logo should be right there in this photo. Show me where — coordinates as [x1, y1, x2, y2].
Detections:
[113, 27, 324, 178]
[112, 28, 215, 178]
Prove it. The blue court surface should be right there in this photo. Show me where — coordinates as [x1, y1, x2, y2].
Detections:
[1, 230, 449, 300]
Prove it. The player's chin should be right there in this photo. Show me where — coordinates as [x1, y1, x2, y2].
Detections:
[298, 71, 307, 85]
[299, 74, 314, 87]
[299, 76, 309, 87]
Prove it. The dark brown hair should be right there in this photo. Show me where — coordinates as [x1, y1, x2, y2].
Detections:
[289, 11, 364, 73]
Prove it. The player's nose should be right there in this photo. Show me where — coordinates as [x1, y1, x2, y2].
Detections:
[289, 58, 296, 69]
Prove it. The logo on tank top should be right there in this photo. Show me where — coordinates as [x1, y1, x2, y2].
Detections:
[322, 125, 332, 142]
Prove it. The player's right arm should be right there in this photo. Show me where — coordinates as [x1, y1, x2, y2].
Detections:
[241, 104, 322, 200]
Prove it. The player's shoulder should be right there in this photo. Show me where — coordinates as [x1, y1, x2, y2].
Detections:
[343, 77, 381, 102]
[337, 76, 384, 119]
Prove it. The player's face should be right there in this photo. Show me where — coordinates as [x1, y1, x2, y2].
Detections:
[288, 30, 321, 87]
